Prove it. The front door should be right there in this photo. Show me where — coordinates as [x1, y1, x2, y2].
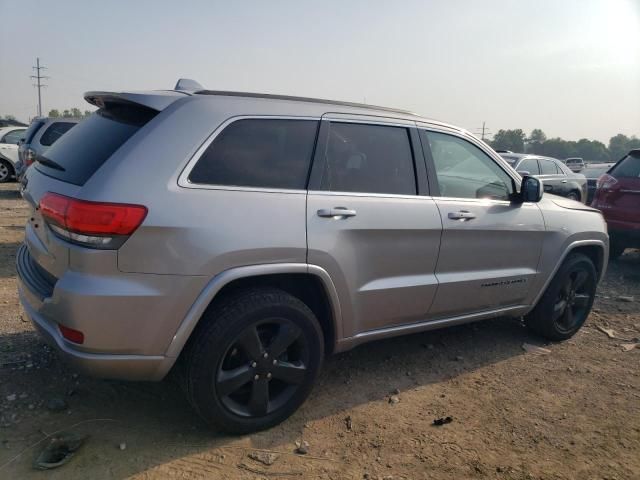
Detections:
[420, 129, 546, 318]
[307, 118, 442, 337]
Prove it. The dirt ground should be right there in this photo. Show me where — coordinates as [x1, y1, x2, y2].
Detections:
[0, 182, 638, 480]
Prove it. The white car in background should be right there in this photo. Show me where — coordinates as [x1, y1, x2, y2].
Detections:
[0, 126, 27, 182]
[564, 157, 586, 172]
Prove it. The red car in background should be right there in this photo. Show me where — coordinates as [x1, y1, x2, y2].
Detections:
[591, 149, 640, 259]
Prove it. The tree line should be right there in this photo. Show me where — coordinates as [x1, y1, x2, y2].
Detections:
[48, 108, 93, 119]
[490, 129, 640, 163]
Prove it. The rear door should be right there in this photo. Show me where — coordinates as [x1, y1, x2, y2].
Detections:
[538, 158, 567, 196]
[420, 128, 545, 318]
[307, 115, 442, 337]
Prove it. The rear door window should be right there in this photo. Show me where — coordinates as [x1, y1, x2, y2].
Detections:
[517, 158, 540, 175]
[35, 105, 157, 186]
[539, 159, 559, 175]
[188, 119, 319, 189]
[39, 122, 77, 147]
[319, 122, 417, 195]
[611, 154, 640, 178]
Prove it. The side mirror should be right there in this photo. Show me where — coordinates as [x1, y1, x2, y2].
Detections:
[520, 176, 543, 202]
[516, 170, 530, 176]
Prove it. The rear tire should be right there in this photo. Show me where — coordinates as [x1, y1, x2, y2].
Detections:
[182, 288, 324, 434]
[525, 253, 597, 341]
[0, 159, 14, 183]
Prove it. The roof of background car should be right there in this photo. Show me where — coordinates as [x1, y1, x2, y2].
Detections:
[0, 126, 26, 134]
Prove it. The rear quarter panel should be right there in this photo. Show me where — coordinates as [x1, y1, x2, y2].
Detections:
[82, 96, 310, 275]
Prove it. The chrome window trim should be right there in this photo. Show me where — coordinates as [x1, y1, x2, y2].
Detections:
[307, 190, 434, 200]
[321, 113, 416, 127]
[177, 115, 321, 192]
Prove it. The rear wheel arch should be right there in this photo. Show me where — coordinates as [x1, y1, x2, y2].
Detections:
[168, 266, 341, 362]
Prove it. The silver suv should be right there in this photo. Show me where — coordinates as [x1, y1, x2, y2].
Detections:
[17, 80, 608, 433]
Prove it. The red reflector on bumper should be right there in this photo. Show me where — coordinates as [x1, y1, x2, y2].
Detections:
[58, 324, 85, 344]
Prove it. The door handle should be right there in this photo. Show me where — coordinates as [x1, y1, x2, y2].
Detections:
[317, 207, 357, 218]
[448, 210, 476, 220]
[561, 180, 568, 183]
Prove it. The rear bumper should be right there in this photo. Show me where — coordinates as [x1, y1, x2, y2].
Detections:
[19, 288, 171, 381]
[15, 243, 204, 381]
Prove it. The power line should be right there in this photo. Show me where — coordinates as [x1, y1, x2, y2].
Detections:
[474, 121, 491, 142]
[30, 57, 50, 117]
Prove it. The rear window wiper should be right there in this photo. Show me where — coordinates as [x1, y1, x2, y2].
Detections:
[36, 155, 66, 172]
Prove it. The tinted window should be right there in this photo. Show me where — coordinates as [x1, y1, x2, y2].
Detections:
[517, 158, 540, 175]
[39, 122, 76, 147]
[582, 165, 610, 179]
[189, 119, 318, 189]
[425, 131, 514, 200]
[1, 129, 25, 144]
[319, 122, 416, 195]
[611, 154, 640, 178]
[23, 120, 45, 143]
[540, 159, 559, 175]
[35, 105, 156, 186]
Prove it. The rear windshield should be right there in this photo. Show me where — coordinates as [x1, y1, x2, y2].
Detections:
[35, 105, 157, 185]
[610, 153, 640, 178]
[22, 120, 45, 144]
[39, 122, 76, 147]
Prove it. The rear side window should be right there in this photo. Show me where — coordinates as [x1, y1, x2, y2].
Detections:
[189, 119, 318, 189]
[319, 122, 416, 195]
[39, 122, 76, 147]
[23, 120, 45, 143]
[611, 154, 640, 178]
[35, 105, 157, 186]
[540, 159, 559, 175]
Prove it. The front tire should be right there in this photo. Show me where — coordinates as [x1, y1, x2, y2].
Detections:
[525, 253, 597, 341]
[182, 288, 324, 434]
[566, 190, 580, 202]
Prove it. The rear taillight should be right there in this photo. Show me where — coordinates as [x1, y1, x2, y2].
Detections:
[25, 148, 36, 167]
[596, 173, 618, 191]
[58, 324, 84, 344]
[39, 192, 147, 249]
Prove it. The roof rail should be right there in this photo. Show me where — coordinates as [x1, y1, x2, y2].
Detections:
[193, 90, 419, 116]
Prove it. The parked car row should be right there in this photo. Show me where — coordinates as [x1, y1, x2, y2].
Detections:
[499, 153, 588, 202]
[0, 118, 79, 182]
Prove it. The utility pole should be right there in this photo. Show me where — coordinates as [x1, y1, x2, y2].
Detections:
[475, 121, 491, 142]
[30, 57, 49, 117]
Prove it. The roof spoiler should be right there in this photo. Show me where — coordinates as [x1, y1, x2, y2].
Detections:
[84, 90, 187, 111]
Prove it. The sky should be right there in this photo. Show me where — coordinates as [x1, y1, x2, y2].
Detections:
[0, 0, 639, 143]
